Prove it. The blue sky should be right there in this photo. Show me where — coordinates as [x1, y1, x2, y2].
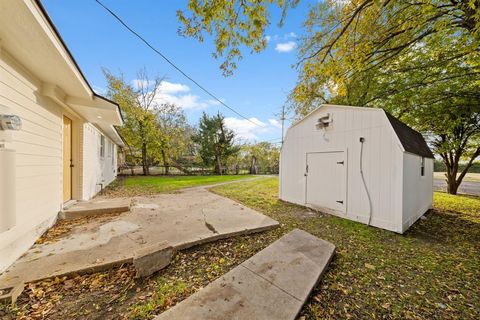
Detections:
[42, 0, 315, 143]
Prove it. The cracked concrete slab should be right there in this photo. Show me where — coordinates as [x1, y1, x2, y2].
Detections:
[154, 229, 335, 320]
[0, 185, 278, 289]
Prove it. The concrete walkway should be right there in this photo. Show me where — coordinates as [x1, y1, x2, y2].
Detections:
[154, 229, 335, 320]
[0, 185, 278, 288]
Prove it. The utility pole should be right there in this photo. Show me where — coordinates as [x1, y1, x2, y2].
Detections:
[280, 104, 286, 146]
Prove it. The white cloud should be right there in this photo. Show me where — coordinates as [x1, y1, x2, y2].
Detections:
[275, 41, 297, 53]
[158, 81, 190, 94]
[224, 117, 283, 141]
[154, 92, 211, 110]
[206, 99, 223, 106]
[224, 117, 268, 140]
[268, 119, 282, 129]
[285, 32, 297, 39]
[133, 80, 219, 110]
[265, 35, 272, 42]
[131, 79, 155, 89]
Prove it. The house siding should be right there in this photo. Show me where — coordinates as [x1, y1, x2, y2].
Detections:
[82, 123, 117, 200]
[0, 49, 119, 272]
[0, 49, 61, 272]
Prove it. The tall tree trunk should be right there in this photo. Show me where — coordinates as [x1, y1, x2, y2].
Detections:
[442, 146, 480, 195]
[446, 171, 459, 195]
[250, 156, 258, 174]
[141, 142, 149, 176]
[215, 155, 222, 175]
[161, 149, 169, 175]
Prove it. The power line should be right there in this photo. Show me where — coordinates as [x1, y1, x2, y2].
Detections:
[95, 0, 265, 128]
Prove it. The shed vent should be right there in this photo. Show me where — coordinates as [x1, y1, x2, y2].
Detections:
[315, 113, 332, 130]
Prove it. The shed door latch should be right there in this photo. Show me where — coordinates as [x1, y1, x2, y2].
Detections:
[336, 161, 344, 165]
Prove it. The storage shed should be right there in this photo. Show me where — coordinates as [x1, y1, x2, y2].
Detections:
[279, 104, 434, 233]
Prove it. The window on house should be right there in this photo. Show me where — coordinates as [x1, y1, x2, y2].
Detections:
[100, 135, 105, 158]
[421, 157, 425, 176]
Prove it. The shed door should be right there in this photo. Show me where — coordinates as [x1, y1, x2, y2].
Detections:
[306, 151, 346, 213]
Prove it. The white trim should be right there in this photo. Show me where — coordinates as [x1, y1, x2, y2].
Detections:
[25, 0, 92, 97]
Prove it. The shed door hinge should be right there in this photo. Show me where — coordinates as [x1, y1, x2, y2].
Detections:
[336, 200, 344, 204]
[336, 161, 344, 165]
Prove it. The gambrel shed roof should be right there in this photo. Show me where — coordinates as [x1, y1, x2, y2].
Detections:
[288, 104, 434, 159]
[385, 112, 434, 158]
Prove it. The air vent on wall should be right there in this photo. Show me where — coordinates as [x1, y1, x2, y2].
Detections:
[315, 113, 332, 130]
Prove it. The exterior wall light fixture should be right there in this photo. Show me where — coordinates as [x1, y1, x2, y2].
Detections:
[0, 114, 22, 131]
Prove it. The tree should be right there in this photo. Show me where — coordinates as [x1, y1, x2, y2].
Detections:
[178, 0, 479, 77]
[244, 142, 280, 174]
[193, 112, 239, 174]
[225, 142, 280, 174]
[156, 103, 193, 174]
[105, 69, 192, 176]
[177, 0, 480, 194]
[177, 0, 300, 76]
[105, 70, 162, 175]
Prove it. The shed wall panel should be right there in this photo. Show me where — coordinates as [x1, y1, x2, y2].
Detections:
[402, 153, 433, 232]
[280, 105, 405, 232]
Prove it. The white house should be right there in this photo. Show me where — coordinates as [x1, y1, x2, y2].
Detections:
[0, 0, 124, 272]
[279, 104, 434, 233]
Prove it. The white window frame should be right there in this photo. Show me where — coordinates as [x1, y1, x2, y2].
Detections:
[100, 135, 105, 158]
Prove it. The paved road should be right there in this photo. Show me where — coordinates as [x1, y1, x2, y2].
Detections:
[433, 179, 480, 196]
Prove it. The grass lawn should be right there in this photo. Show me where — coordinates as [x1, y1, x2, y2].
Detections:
[103, 175, 253, 197]
[3, 177, 479, 319]
[208, 177, 480, 319]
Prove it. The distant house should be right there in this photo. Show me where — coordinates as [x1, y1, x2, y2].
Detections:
[280, 104, 434, 233]
[0, 0, 124, 272]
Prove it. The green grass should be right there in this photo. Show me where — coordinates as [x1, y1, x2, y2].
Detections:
[7, 176, 479, 320]
[103, 175, 252, 197]
[208, 177, 480, 319]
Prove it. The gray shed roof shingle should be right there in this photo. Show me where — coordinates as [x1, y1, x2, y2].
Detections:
[385, 112, 434, 158]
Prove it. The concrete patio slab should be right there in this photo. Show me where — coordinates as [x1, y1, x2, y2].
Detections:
[0, 185, 278, 289]
[133, 241, 173, 278]
[59, 198, 131, 220]
[154, 229, 335, 320]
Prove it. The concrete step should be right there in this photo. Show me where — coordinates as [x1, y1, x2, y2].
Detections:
[59, 198, 131, 220]
[154, 229, 335, 320]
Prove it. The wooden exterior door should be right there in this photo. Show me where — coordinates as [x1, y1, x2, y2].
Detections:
[306, 151, 346, 213]
[63, 116, 72, 202]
